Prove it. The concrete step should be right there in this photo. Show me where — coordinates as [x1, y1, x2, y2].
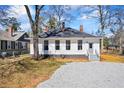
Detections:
[89, 54, 100, 61]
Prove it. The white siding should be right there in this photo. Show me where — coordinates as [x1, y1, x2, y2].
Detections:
[83, 43, 89, 55]
[38, 39, 43, 54]
[30, 38, 100, 56]
[93, 43, 100, 56]
[49, 39, 55, 54]
[39, 43, 43, 54]
[30, 44, 34, 54]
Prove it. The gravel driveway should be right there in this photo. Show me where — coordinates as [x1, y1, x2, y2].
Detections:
[37, 62, 124, 88]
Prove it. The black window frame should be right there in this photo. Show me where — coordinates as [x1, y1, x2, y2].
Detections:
[44, 40, 49, 50]
[55, 40, 60, 50]
[89, 43, 93, 49]
[78, 40, 82, 50]
[1, 40, 7, 50]
[18, 42, 22, 49]
[66, 40, 71, 50]
[11, 41, 15, 49]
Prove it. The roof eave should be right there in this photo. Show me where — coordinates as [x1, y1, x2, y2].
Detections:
[28, 36, 102, 40]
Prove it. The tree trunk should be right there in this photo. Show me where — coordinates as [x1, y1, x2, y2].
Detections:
[32, 25, 39, 60]
[100, 37, 104, 53]
[24, 5, 44, 60]
[33, 36, 39, 60]
[119, 37, 122, 54]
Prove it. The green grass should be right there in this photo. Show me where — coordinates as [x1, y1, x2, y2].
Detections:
[0, 56, 65, 88]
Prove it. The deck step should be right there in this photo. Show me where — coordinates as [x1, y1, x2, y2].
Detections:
[89, 54, 100, 61]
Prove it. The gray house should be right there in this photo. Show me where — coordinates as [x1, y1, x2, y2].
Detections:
[0, 26, 29, 57]
[30, 24, 102, 61]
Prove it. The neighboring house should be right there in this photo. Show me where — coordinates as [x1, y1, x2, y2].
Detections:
[30, 24, 102, 61]
[107, 36, 118, 49]
[0, 26, 29, 56]
[110, 30, 124, 54]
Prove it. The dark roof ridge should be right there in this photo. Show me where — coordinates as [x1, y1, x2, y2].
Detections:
[39, 27, 96, 38]
[64, 27, 96, 37]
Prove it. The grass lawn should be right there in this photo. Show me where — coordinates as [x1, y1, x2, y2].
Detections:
[0, 55, 88, 88]
[0, 55, 65, 88]
[101, 53, 124, 63]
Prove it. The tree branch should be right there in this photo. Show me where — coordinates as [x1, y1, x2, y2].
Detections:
[24, 5, 34, 25]
[39, 5, 45, 11]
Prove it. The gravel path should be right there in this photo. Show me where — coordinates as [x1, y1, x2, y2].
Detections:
[37, 62, 124, 88]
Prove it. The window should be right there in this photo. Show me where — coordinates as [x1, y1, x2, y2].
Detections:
[11, 41, 15, 49]
[89, 43, 93, 49]
[44, 40, 49, 50]
[55, 40, 60, 50]
[18, 42, 22, 49]
[23, 42, 27, 49]
[66, 40, 70, 50]
[1, 40, 7, 50]
[78, 40, 82, 50]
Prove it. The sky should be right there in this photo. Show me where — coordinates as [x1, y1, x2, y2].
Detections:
[0, 5, 124, 36]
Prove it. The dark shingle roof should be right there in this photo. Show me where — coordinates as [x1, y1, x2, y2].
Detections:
[39, 27, 96, 38]
[0, 31, 26, 41]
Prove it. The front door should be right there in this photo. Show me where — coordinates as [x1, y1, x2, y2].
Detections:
[89, 43, 93, 54]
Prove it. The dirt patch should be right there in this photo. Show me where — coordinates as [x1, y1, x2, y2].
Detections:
[0, 56, 64, 88]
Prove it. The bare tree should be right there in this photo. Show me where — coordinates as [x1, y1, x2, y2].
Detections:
[51, 5, 65, 28]
[44, 5, 74, 29]
[79, 5, 110, 36]
[80, 5, 110, 52]
[108, 7, 124, 35]
[114, 29, 124, 54]
[0, 6, 20, 30]
[108, 6, 124, 54]
[96, 6, 110, 52]
[24, 5, 44, 60]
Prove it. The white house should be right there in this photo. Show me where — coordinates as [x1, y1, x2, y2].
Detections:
[30, 24, 101, 61]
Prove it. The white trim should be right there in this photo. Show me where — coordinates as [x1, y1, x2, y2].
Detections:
[28, 37, 102, 40]
[43, 37, 102, 40]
